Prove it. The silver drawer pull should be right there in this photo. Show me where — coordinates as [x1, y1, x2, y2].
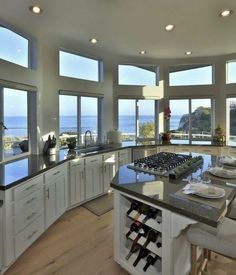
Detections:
[27, 230, 38, 240]
[53, 171, 60, 176]
[23, 184, 35, 192]
[25, 197, 36, 205]
[26, 212, 37, 221]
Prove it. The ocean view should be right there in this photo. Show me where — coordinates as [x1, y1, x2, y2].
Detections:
[4, 115, 182, 137]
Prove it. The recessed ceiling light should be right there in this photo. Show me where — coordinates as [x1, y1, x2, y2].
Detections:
[29, 5, 43, 14]
[139, 50, 146, 55]
[219, 9, 233, 17]
[89, 38, 98, 44]
[185, 51, 192, 55]
[165, 24, 175, 31]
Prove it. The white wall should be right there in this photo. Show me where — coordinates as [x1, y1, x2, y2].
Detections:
[0, 27, 236, 153]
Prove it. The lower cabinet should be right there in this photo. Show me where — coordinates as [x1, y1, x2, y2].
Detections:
[44, 163, 68, 229]
[69, 158, 85, 207]
[118, 149, 130, 168]
[103, 152, 117, 193]
[85, 155, 103, 200]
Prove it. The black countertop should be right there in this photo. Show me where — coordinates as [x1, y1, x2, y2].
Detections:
[111, 153, 236, 227]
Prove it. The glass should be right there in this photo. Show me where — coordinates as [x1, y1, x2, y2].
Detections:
[81, 97, 98, 144]
[118, 99, 136, 142]
[0, 26, 28, 67]
[118, 65, 157, 86]
[226, 60, 236, 84]
[138, 100, 155, 139]
[169, 99, 189, 141]
[59, 95, 78, 147]
[227, 98, 236, 146]
[3, 88, 28, 158]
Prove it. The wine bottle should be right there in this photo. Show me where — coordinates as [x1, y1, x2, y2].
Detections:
[126, 220, 142, 238]
[143, 255, 161, 271]
[125, 243, 141, 260]
[126, 201, 140, 215]
[142, 208, 159, 224]
[156, 233, 162, 248]
[142, 229, 158, 249]
[133, 204, 149, 220]
[133, 248, 149, 267]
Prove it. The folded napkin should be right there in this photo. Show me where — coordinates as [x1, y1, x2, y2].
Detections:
[183, 183, 208, 194]
[209, 167, 236, 178]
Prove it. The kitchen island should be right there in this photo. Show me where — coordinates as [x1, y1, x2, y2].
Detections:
[111, 152, 236, 275]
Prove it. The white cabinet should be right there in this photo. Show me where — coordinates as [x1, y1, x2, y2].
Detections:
[158, 146, 175, 153]
[103, 152, 117, 193]
[85, 155, 103, 200]
[0, 202, 3, 273]
[0, 174, 44, 269]
[44, 163, 68, 229]
[69, 158, 85, 207]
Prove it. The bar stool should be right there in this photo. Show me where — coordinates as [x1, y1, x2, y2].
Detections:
[186, 217, 236, 275]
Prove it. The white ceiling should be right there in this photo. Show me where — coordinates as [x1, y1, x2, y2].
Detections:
[1, 0, 236, 59]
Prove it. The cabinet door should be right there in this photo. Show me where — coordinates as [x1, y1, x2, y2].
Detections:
[85, 156, 103, 200]
[45, 181, 56, 229]
[103, 152, 116, 192]
[118, 149, 130, 167]
[69, 160, 85, 207]
[56, 174, 68, 217]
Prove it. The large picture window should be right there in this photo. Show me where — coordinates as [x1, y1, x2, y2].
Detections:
[59, 50, 102, 82]
[118, 65, 158, 86]
[0, 84, 37, 161]
[169, 98, 213, 144]
[169, 64, 213, 86]
[59, 92, 103, 147]
[118, 99, 158, 144]
[0, 25, 36, 69]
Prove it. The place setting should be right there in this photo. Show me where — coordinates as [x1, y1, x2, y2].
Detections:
[207, 156, 236, 180]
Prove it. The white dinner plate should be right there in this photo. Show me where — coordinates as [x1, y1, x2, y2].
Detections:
[221, 156, 236, 167]
[208, 167, 236, 179]
[195, 186, 225, 199]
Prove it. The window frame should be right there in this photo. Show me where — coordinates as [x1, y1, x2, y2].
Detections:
[59, 48, 103, 82]
[0, 19, 37, 69]
[168, 63, 215, 87]
[168, 96, 215, 144]
[0, 80, 37, 162]
[226, 60, 236, 84]
[117, 64, 159, 86]
[59, 90, 103, 147]
[226, 96, 236, 146]
[117, 97, 159, 142]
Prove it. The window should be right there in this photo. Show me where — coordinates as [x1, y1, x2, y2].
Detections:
[0, 25, 36, 68]
[118, 99, 158, 144]
[59, 50, 102, 82]
[169, 64, 213, 86]
[169, 98, 213, 144]
[226, 60, 236, 84]
[59, 92, 103, 147]
[118, 65, 158, 86]
[226, 98, 236, 146]
[0, 84, 37, 161]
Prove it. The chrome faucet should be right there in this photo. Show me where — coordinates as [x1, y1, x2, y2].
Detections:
[84, 130, 92, 147]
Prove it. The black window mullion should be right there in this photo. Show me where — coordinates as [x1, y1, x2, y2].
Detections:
[77, 96, 81, 146]
[136, 100, 139, 140]
[189, 99, 192, 144]
[0, 87, 3, 161]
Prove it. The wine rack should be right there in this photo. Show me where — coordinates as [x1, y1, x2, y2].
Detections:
[120, 196, 163, 274]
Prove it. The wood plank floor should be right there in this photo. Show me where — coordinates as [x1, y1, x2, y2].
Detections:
[4, 207, 236, 275]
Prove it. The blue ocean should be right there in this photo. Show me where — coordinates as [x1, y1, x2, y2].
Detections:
[4, 115, 182, 137]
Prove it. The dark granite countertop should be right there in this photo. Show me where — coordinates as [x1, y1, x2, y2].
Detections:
[111, 153, 236, 227]
[0, 141, 235, 191]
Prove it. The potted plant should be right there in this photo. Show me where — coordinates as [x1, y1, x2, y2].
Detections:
[66, 137, 76, 149]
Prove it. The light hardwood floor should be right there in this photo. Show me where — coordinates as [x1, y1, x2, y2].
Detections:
[4, 207, 236, 275]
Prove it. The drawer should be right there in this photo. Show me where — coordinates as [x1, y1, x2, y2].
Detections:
[14, 175, 43, 201]
[14, 188, 44, 215]
[44, 163, 67, 182]
[85, 155, 102, 165]
[15, 214, 44, 258]
[70, 158, 84, 167]
[14, 198, 44, 235]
